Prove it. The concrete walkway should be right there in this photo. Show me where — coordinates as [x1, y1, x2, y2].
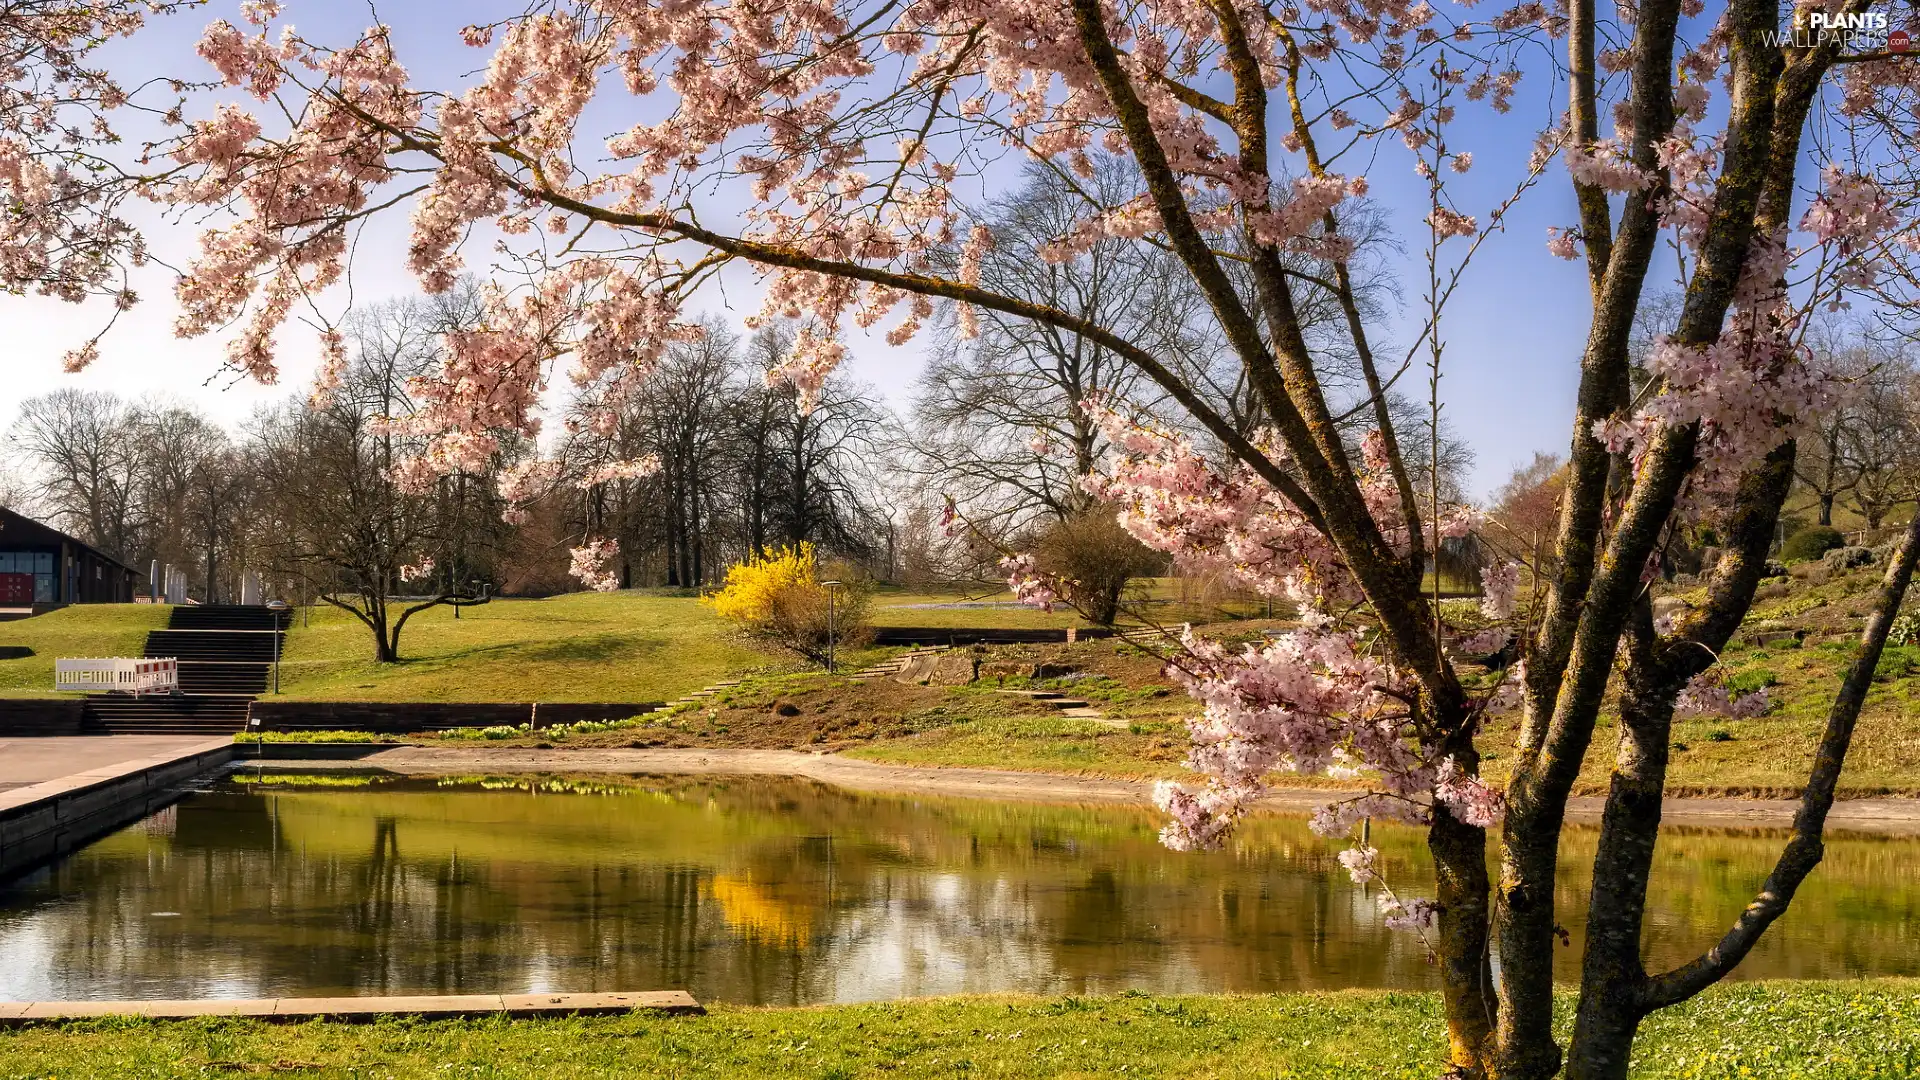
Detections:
[0, 990, 702, 1025]
[0, 735, 235, 879]
[0, 735, 234, 791]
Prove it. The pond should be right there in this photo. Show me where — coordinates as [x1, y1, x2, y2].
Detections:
[0, 772, 1913, 1005]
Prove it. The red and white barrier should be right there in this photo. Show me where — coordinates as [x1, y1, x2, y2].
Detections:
[54, 658, 179, 695]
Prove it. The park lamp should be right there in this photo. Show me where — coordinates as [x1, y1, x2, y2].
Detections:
[821, 579, 844, 674]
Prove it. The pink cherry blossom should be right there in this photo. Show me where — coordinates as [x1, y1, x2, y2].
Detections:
[569, 539, 622, 592]
[1676, 671, 1769, 719]
[1000, 553, 1059, 612]
[1480, 561, 1521, 619]
[1546, 226, 1582, 260]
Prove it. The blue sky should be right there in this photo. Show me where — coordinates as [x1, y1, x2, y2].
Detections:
[0, 2, 1617, 499]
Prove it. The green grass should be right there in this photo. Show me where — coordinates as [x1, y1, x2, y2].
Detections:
[0, 594, 779, 704]
[0, 587, 1193, 705]
[0, 982, 1911, 1078]
[0, 604, 167, 697]
[841, 710, 1190, 778]
[271, 592, 780, 702]
[233, 729, 406, 743]
[868, 586, 1094, 629]
[1472, 628, 1920, 795]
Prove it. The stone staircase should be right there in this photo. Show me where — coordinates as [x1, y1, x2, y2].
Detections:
[82, 605, 288, 734]
[848, 647, 949, 681]
[1116, 624, 1179, 648]
[846, 645, 1126, 725]
[991, 687, 1122, 725]
[667, 679, 742, 708]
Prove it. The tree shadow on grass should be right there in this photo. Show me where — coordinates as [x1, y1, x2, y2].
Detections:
[505, 632, 658, 664]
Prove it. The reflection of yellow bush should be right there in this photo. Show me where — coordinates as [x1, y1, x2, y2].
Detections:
[705, 873, 817, 944]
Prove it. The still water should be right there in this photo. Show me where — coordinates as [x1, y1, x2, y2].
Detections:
[0, 772, 1913, 1004]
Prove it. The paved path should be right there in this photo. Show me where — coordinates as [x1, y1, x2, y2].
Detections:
[0, 736, 234, 791]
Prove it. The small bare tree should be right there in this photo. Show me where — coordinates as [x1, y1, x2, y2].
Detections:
[249, 290, 505, 661]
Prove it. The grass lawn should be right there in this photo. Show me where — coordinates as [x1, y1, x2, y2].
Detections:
[0, 587, 1183, 705]
[0, 982, 1910, 1078]
[0, 604, 167, 698]
[869, 585, 1091, 629]
[0, 593, 786, 704]
[272, 592, 784, 703]
[1468, 562, 1920, 796]
[416, 637, 1198, 776]
[10, 561, 1920, 798]
[1474, 637, 1920, 795]
[366, 601, 1920, 795]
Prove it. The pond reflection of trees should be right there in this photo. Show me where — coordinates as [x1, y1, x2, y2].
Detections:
[0, 775, 1910, 1004]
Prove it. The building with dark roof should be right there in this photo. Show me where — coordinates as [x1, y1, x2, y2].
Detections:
[0, 507, 139, 605]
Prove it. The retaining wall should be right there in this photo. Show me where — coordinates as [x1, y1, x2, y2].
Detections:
[870, 626, 1116, 646]
[246, 701, 665, 732]
[0, 699, 84, 736]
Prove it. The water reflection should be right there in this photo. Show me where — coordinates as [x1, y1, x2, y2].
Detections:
[0, 773, 1911, 1004]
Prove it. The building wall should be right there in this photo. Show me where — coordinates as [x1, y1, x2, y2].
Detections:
[0, 543, 134, 604]
[0, 547, 59, 604]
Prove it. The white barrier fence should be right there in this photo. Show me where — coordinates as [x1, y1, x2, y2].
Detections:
[55, 657, 179, 695]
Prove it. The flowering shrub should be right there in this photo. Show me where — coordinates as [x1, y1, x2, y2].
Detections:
[704, 545, 870, 666]
[1675, 671, 1771, 720]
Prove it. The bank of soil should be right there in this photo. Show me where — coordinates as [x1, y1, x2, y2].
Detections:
[298, 577, 1920, 805]
[423, 636, 1207, 779]
[258, 745, 1920, 835]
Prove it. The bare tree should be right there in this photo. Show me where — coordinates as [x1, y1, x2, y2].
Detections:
[1486, 452, 1568, 573]
[562, 323, 897, 587]
[1841, 353, 1920, 531]
[249, 290, 504, 660]
[131, 402, 239, 598]
[913, 158, 1196, 535]
[9, 389, 142, 558]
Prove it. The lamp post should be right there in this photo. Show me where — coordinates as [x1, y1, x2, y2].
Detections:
[265, 599, 289, 694]
[821, 580, 843, 674]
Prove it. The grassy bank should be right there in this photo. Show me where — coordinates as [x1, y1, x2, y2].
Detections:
[0, 982, 1911, 1078]
[0, 593, 782, 703]
[0, 604, 166, 697]
[270, 592, 780, 702]
[0, 586, 1111, 703]
[9, 563, 1920, 797]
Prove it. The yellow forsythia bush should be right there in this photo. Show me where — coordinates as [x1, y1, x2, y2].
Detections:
[704, 544, 870, 665]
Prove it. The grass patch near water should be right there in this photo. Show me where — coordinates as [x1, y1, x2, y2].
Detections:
[0, 982, 1911, 1079]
